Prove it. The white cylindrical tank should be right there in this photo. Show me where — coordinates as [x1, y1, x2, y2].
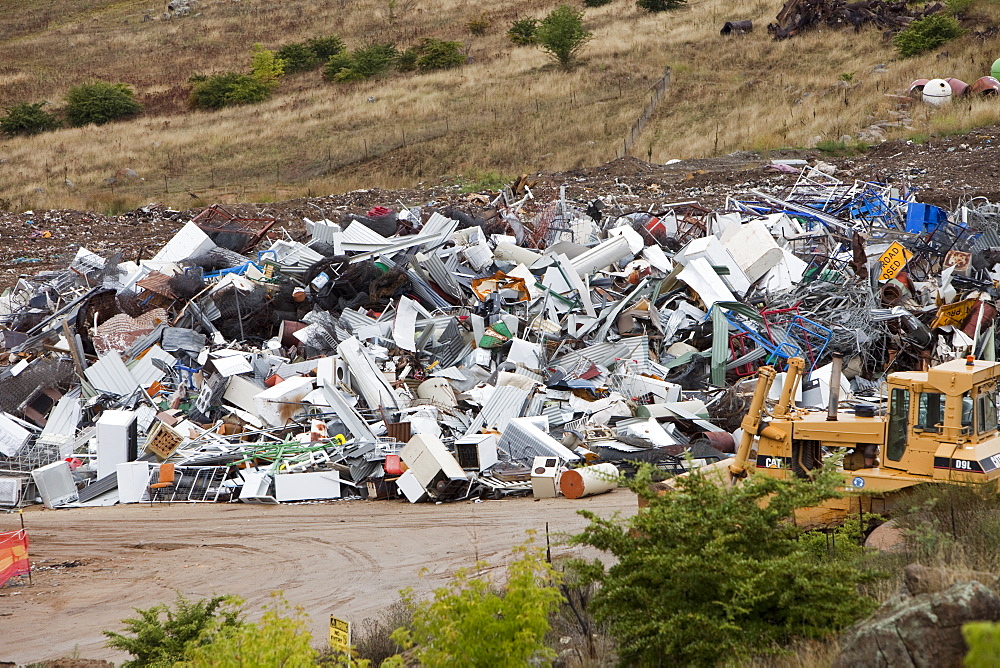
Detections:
[922, 78, 952, 106]
[560, 463, 619, 499]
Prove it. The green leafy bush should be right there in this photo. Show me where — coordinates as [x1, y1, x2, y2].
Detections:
[277, 42, 320, 73]
[307, 35, 346, 61]
[0, 101, 60, 136]
[536, 5, 592, 67]
[964, 622, 1000, 668]
[508, 17, 540, 45]
[325, 43, 398, 82]
[570, 464, 881, 666]
[415, 39, 465, 71]
[103, 593, 243, 667]
[178, 593, 319, 667]
[396, 48, 419, 72]
[64, 82, 142, 127]
[894, 14, 965, 57]
[637, 0, 687, 11]
[189, 72, 274, 109]
[584, 0, 613, 7]
[278, 36, 345, 73]
[385, 537, 563, 667]
[250, 43, 285, 85]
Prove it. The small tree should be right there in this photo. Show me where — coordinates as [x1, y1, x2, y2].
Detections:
[893, 14, 965, 57]
[415, 39, 465, 71]
[536, 5, 592, 67]
[385, 537, 563, 667]
[507, 17, 539, 46]
[250, 43, 285, 86]
[189, 73, 274, 109]
[103, 593, 243, 667]
[308, 35, 346, 61]
[325, 43, 398, 82]
[571, 465, 881, 666]
[64, 82, 142, 127]
[277, 42, 320, 73]
[179, 593, 320, 667]
[0, 101, 60, 136]
[637, 0, 687, 11]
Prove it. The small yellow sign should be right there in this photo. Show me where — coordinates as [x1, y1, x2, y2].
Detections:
[931, 298, 978, 329]
[329, 616, 351, 654]
[877, 242, 913, 281]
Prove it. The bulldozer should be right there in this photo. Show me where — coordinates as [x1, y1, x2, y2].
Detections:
[725, 354, 1000, 526]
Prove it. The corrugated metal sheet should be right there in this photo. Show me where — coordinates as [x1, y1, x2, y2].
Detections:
[130, 345, 176, 388]
[85, 353, 141, 396]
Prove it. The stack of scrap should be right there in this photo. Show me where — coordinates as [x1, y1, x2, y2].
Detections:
[768, 0, 943, 39]
[0, 169, 997, 508]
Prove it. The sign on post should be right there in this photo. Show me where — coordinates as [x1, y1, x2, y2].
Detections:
[877, 242, 913, 281]
[329, 615, 351, 654]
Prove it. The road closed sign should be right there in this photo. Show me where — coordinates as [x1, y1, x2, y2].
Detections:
[329, 615, 351, 654]
[877, 242, 913, 281]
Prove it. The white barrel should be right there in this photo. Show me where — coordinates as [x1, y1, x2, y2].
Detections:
[922, 78, 952, 106]
[560, 463, 619, 499]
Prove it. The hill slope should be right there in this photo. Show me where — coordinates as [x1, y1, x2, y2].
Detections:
[0, 0, 998, 212]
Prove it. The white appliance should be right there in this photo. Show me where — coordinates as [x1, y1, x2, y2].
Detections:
[454, 434, 499, 471]
[96, 410, 138, 480]
[31, 461, 79, 508]
[116, 461, 152, 504]
[531, 456, 561, 499]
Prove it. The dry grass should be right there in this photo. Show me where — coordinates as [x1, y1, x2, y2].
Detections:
[1, 0, 999, 211]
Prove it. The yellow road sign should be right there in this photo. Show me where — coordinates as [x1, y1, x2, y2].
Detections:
[877, 242, 913, 281]
[329, 616, 351, 654]
[931, 298, 977, 329]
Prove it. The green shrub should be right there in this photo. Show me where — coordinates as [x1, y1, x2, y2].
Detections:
[325, 43, 398, 82]
[396, 48, 419, 72]
[965, 622, 1000, 668]
[536, 5, 592, 67]
[584, 0, 613, 7]
[415, 38, 465, 71]
[946, 0, 975, 16]
[277, 42, 320, 73]
[64, 82, 142, 127]
[103, 593, 243, 667]
[250, 43, 285, 85]
[178, 593, 319, 668]
[894, 14, 965, 57]
[385, 537, 562, 667]
[0, 101, 60, 136]
[637, 0, 687, 11]
[508, 17, 540, 45]
[570, 464, 881, 666]
[189, 72, 274, 109]
[307, 35, 346, 61]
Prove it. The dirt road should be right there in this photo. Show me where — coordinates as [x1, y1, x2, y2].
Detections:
[0, 491, 635, 664]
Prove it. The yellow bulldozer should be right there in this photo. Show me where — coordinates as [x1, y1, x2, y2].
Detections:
[725, 354, 1000, 526]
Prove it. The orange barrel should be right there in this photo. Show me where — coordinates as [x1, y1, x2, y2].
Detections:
[559, 463, 619, 499]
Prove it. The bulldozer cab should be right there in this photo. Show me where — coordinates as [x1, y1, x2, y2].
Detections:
[884, 358, 1000, 478]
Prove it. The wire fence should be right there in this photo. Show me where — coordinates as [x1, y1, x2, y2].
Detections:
[617, 67, 671, 160]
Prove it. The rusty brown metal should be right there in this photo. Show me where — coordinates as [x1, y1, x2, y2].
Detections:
[971, 76, 1000, 96]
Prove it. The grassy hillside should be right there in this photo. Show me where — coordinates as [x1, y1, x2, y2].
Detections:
[1, 0, 998, 213]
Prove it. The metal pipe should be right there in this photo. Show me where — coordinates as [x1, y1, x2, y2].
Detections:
[827, 352, 844, 422]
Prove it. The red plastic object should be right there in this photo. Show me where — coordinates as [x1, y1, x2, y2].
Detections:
[367, 206, 393, 217]
[384, 454, 403, 476]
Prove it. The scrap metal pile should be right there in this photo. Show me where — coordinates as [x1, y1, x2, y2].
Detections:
[768, 0, 943, 39]
[1, 167, 998, 509]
